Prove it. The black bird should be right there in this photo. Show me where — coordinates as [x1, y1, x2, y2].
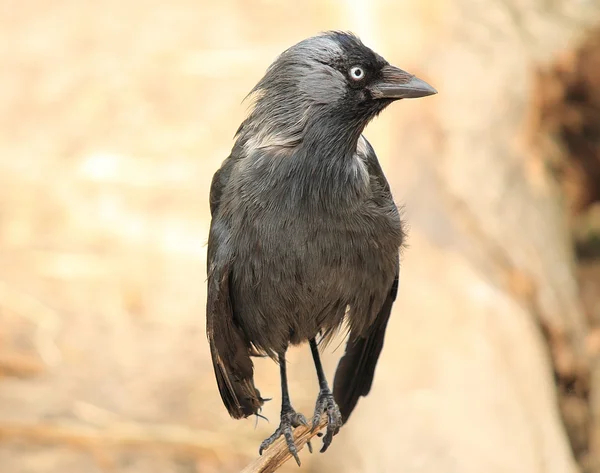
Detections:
[206, 31, 436, 464]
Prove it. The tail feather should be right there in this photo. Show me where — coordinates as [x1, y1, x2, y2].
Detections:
[210, 342, 264, 419]
[207, 268, 264, 419]
[333, 276, 397, 423]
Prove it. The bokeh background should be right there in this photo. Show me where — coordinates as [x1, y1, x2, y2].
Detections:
[2, 0, 600, 472]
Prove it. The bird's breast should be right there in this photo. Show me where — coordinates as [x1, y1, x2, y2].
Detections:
[228, 205, 400, 351]
[231, 201, 401, 298]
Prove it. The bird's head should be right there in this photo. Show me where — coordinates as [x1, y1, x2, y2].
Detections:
[237, 31, 436, 152]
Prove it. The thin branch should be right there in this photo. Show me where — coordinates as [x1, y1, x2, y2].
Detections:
[241, 415, 328, 473]
[0, 412, 330, 472]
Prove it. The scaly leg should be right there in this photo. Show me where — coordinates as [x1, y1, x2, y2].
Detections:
[259, 351, 309, 465]
[309, 338, 343, 452]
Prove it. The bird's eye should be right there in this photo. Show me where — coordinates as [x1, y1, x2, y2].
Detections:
[349, 66, 365, 81]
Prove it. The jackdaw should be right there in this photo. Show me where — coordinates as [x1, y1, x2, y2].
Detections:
[206, 31, 436, 464]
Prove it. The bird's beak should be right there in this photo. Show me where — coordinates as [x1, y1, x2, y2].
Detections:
[369, 64, 437, 100]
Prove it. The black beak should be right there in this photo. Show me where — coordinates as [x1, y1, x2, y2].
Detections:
[369, 64, 437, 100]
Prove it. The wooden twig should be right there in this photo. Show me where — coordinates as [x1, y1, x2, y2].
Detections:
[0, 416, 329, 472]
[241, 415, 328, 473]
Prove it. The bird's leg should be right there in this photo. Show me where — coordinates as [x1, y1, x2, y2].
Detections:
[259, 351, 309, 466]
[309, 338, 343, 452]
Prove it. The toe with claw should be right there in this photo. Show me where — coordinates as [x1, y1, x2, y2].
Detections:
[311, 389, 343, 452]
[259, 408, 310, 466]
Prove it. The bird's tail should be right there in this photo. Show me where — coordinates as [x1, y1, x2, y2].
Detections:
[209, 340, 265, 419]
[207, 268, 265, 419]
[333, 279, 397, 423]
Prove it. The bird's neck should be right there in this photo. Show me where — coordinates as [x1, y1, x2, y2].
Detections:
[239, 106, 371, 212]
[283, 119, 369, 212]
[300, 115, 366, 159]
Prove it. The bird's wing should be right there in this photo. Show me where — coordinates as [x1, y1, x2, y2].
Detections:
[332, 135, 400, 423]
[206, 160, 264, 419]
[332, 269, 398, 423]
[209, 155, 234, 217]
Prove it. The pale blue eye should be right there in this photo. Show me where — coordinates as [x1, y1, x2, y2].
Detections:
[350, 66, 365, 80]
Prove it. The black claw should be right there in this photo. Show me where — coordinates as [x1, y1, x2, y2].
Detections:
[307, 440, 313, 454]
[311, 389, 343, 452]
[259, 408, 308, 465]
[284, 428, 301, 466]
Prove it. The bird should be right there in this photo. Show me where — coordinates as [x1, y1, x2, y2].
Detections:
[206, 31, 436, 465]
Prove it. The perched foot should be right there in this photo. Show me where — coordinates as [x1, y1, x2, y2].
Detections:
[259, 408, 309, 466]
[311, 389, 343, 452]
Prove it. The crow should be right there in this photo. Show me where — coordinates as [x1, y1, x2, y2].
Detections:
[206, 31, 436, 464]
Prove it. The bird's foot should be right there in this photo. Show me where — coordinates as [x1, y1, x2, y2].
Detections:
[311, 389, 343, 452]
[259, 407, 310, 466]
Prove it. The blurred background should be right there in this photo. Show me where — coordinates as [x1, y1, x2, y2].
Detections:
[2, 0, 600, 472]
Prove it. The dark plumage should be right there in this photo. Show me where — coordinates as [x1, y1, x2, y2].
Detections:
[206, 31, 436, 463]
